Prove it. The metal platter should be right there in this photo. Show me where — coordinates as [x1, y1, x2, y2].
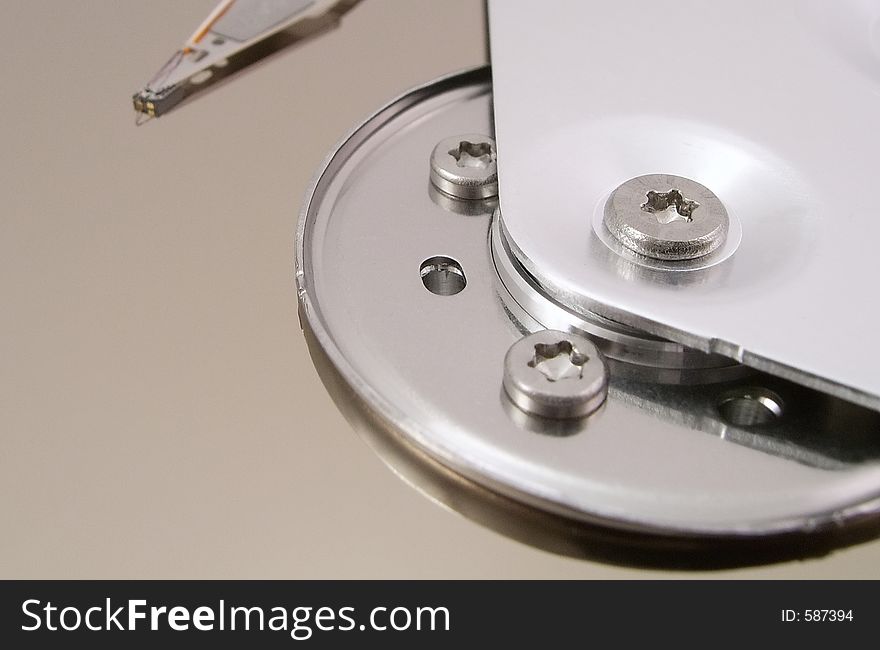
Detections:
[296, 66, 880, 567]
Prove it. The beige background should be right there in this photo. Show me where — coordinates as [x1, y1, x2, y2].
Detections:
[2, 0, 878, 578]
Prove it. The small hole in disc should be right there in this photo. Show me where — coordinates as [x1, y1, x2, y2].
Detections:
[420, 256, 466, 296]
[718, 388, 784, 427]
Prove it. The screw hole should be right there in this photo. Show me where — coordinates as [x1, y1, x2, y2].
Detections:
[420, 256, 466, 296]
[718, 388, 784, 427]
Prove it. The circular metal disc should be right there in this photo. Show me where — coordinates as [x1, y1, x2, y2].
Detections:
[296, 67, 880, 561]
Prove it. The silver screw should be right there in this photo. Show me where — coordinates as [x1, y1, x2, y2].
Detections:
[503, 330, 609, 419]
[430, 134, 498, 200]
[603, 174, 729, 261]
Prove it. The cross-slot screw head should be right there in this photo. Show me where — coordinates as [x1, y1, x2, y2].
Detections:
[503, 330, 609, 419]
[603, 174, 729, 261]
[430, 134, 498, 200]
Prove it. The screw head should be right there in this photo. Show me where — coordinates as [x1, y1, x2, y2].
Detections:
[503, 330, 609, 419]
[603, 174, 729, 261]
[430, 134, 498, 200]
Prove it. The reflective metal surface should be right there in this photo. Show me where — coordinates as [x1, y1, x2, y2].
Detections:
[491, 215, 742, 383]
[489, 0, 880, 410]
[296, 67, 880, 556]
